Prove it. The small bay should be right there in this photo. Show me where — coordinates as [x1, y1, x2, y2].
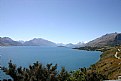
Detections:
[0, 46, 101, 71]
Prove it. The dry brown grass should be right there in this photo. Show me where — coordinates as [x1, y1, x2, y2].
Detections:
[91, 47, 121, 79]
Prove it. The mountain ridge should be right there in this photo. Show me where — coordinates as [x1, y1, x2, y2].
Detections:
[23, 38, 56, 46]
[0, 37, 56, 46]
[85, 32, 121, 47]
[0, 37, 22, 46]
[1, 32, 121, 47]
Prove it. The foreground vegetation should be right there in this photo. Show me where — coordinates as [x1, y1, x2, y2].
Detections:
[2, 60, 107, 81]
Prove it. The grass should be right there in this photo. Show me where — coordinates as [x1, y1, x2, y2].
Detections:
[91, 46, 121, 79]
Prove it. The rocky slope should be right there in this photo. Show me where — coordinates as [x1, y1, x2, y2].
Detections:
[23, 38, 56, 46]
[0, 37, 22, 46]
[0, 37, 56, 46]
[85, 33, 121, 47]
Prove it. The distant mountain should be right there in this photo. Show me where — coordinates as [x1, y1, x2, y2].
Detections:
[56, 43, 65, 46]
[2, 32, 121, 47]
[75, 42, 85, 47]
[0, 37, 22, 46]
[0, 37, 56, 46]
[18, 40, 25, 44]
[65, 43, 75, 48]
[23, 38, 56, 46]
[85, 32, 121, 47]
[50, 41, 86, 48]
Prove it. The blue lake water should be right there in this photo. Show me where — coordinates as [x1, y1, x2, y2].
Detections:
[0, 46, 101, 71]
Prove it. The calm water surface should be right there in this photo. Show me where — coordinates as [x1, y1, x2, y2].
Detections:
[0, 46, 101, 71]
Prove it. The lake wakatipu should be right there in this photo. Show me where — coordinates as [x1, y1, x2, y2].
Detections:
[0, 46, 101, 71]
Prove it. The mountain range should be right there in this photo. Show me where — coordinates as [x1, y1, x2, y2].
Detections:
[0, 37, 56, 46]
[57, 42, 85, 48]
[23, 38, 56, 46]
[0, 37, 22, 46]
[1, 32, 121, 47]
[85, 32, 121, 47]
[0, 37, 84, 47]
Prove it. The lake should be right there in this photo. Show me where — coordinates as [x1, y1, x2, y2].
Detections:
[0, 46, 101, 71]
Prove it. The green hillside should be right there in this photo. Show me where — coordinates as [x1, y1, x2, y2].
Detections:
[90, 46, 121, 80]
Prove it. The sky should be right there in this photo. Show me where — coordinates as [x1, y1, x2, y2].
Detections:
[0, 0, 121, 44]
